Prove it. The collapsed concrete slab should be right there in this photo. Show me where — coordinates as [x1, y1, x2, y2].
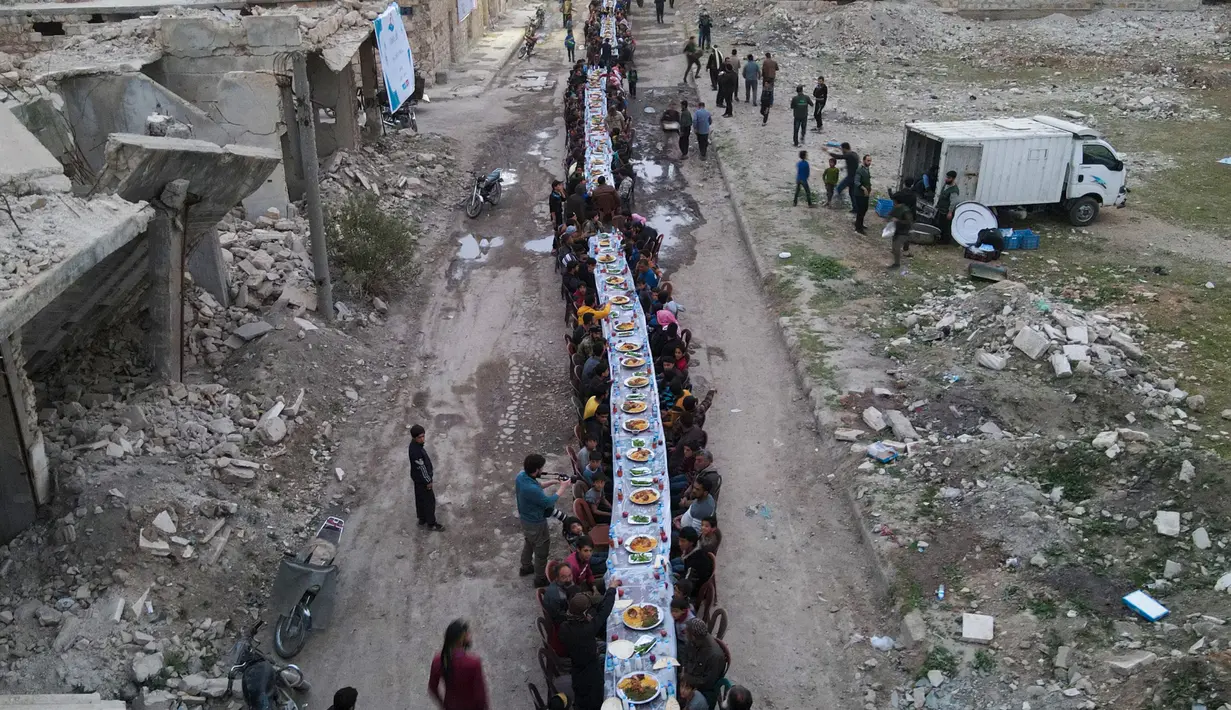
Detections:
[0, 104, 71, 195]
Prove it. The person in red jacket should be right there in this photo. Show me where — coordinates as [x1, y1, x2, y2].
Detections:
[428, 619, 489, 710]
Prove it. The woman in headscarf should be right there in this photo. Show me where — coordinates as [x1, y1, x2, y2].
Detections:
[428, 619, 490, 710]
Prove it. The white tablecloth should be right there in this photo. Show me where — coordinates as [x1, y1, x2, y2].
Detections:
[590, 232, 678, 709]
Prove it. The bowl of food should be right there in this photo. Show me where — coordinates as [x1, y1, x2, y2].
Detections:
[624, 535, 657, 554]
[621, 604, 664, 631]
[625, 448, 653, 463]
[622, 418, 650, 433]
[629, 488, 661, 505]
[621, 399, 648, 414]
[624, 375, 650, 388]
[616, 672, 661, 705]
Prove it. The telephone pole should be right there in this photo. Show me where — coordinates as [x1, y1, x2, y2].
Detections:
[292, 52, 334, 320]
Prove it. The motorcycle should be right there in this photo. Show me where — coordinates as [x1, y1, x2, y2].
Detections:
[271, 516, 344, 658]
[532, 5, 545, 30]
[377, 73, 427, 133]
[226, 621, 310, 710]
[518, 30, 539, 59]
[465, 169, 504, 218]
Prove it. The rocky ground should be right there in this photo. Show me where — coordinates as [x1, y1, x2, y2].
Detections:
[0, 128, 459, 707]
[653, 0, 1231, 708]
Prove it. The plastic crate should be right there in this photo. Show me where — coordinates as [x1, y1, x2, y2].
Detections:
[875, 198, 893, 218]
[1013, 229, 1039, 250]
[1003, 232, 1021, 250]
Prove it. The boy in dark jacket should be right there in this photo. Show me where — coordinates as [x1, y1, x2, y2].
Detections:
[408, 425, 444, 531]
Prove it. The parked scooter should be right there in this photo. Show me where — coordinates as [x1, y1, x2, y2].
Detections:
[271, 516, 345, 659]
[465, 169, 504, 218]
[226, 621, 310, 710]
[531, 5, 545, 31]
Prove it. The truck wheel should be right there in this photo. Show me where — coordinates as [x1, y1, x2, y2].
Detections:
[1068, 197, 1099, 227]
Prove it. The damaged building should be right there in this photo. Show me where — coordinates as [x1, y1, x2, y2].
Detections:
[0, 0, 468, 543]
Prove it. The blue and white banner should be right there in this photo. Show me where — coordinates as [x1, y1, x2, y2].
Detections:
[373, 2, 415, 114]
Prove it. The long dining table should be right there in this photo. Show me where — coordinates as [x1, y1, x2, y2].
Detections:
[590, 232, 679, 709]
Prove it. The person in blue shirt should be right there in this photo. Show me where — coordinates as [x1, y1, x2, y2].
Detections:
[794, 150, 815, 207]
[565, 32, 576, 63]
[516, 453, 570, 586]
[693, 101, 712, 160]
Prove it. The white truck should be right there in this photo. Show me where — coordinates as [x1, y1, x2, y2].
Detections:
[896, 115, 1127, 227]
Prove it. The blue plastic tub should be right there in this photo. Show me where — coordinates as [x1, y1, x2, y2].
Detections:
[875, 198, 893, 218]
[1003, 232, 1021, 250]
[1014, 229, 1039, 250]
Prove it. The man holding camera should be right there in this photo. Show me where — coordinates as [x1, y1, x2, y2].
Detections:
[516, 453, 570, 587]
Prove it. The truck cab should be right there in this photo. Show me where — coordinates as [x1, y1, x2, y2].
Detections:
[1065, 135, 1128, 225]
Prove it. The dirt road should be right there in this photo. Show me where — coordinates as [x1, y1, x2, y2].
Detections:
[297, 9, 887, 709]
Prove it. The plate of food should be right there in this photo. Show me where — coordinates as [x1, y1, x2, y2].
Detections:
[615, 342, 642, 353]
[625, 535, 657, 554]
[597, 254, 617, 263]
[625, 447, 653, 463]
[610, 295, 631, 306]
[620, 356, 646, 368]
[622, 418, 650, 433]
[598, 239, 612, 248]
[606, 276, 628, 287]
[629, 513, 653, 525]
[627, 551, 653, 564]
[629, 488, 661, 505]
[630, 438, 647, 448]
[629, 477, 655, 487]
[621, 399, 648, 414]
[629, 466, 651, 476]
[616, 672, 661, 705]
[624, 375, 650, 388]
[621, 604, 664, 631]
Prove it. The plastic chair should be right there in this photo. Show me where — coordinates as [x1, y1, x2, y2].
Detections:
[571, 481, 588, 501]
[573, 498, 597, 530]
[706, 607, 728, 640]
[573, 423, 585, 445]
[680, 328, 693, 348]
[566, 446, 581, 476]
[715, 637, 731, 677]
[528, 682, 547, 710]
[538, 647, 560, 695]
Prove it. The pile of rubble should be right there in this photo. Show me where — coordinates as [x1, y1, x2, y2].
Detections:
[885, 280, 1208, 425]
[0, 209, 69, 296]
[319, 134, 462, 219]
[707, 0, 1229, 66]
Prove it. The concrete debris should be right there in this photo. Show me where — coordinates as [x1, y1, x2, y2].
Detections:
[1107, 650, 1156, 676]
[961, 613, 994, 644]
[834, 428, 864, 442]
[1049, 352, 1072, 378]
[151, 510, 177, 535]
[1013, 326, 1051, 360]
[862, 407, 888, 431]
[1193, 527, 1212, 550]
[884, 410, 919, 441]
[233, 320, 274, 342]
[975, 350, 1006, 371]
[132, 651, 165, 683]
[1163, 559, 1182, 579]
[1179, 459, 1195, 482]
[1153, 510, 1181, 537]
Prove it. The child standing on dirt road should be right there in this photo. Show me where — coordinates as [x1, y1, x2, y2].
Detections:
[823, 157, 840, 207]
[794, 150, 815, 207]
